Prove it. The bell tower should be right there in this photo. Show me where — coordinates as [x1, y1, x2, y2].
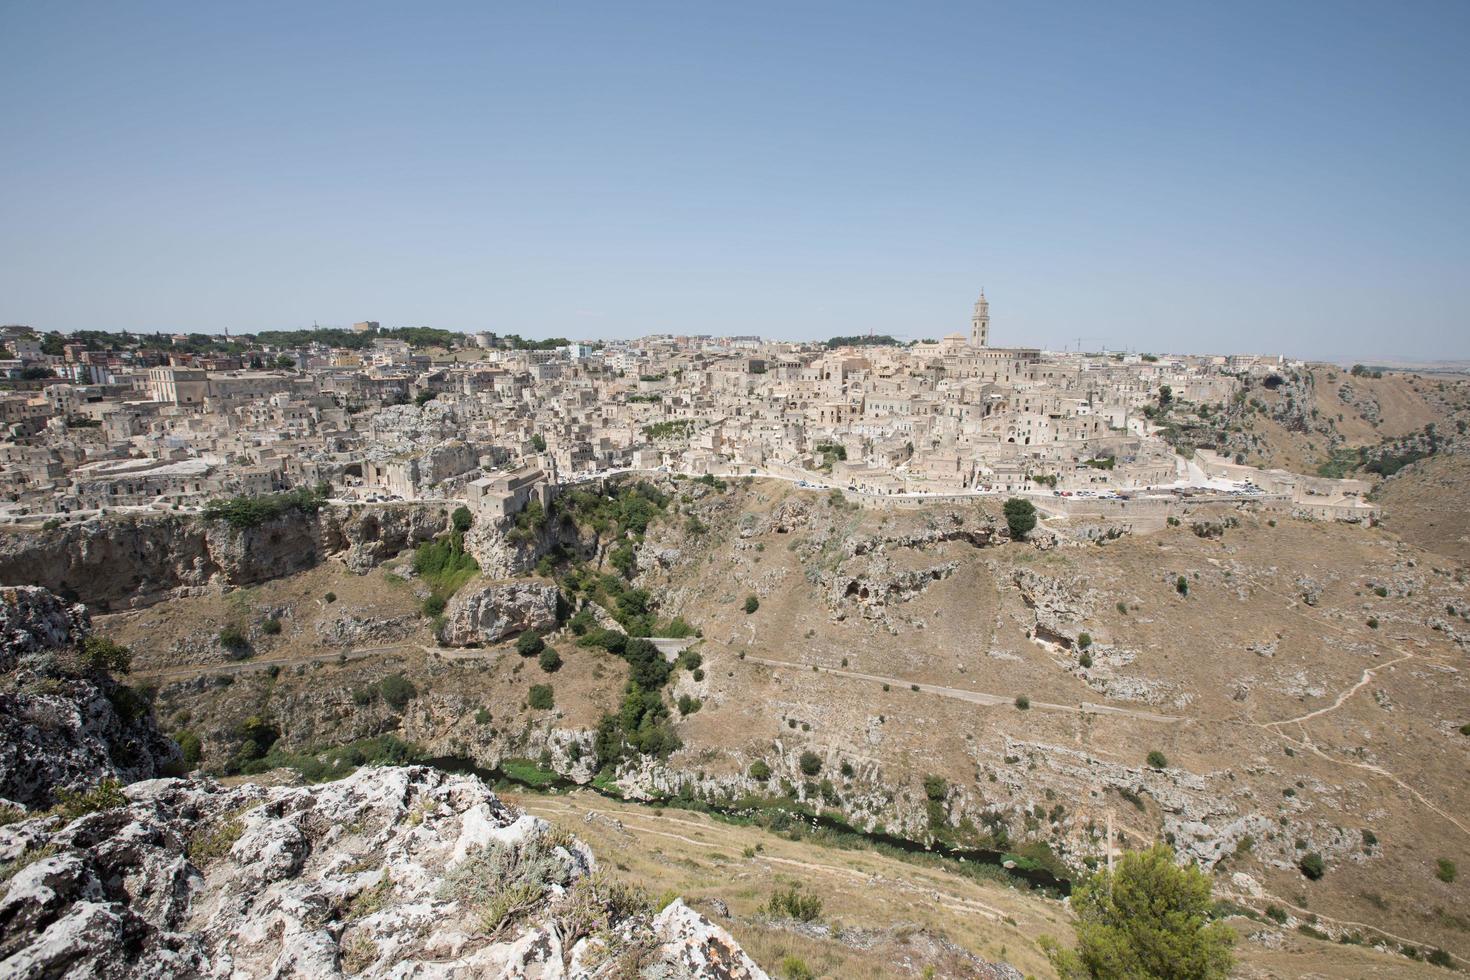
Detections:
[970, 288, 990, 347]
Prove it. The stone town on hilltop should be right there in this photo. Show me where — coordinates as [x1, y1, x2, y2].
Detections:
[0, 295, 1377, 527]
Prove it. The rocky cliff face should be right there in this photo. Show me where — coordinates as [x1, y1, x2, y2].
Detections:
[321, 504, 451, 574]
[0, 766, 768, 979]
[0, 586, 91, 671]
[438, 580, 560, 646]
[0, 516, 214, 611]
[0, 586, 180, 807]
[466, 509, 596, 580]
[0, 505, 450, 611]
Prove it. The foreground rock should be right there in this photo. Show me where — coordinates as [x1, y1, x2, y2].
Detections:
[438, 579, 559, 646]
[0, 765, 768, 979]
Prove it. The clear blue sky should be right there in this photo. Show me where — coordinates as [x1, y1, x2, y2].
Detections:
[2, 1, 1466, 359]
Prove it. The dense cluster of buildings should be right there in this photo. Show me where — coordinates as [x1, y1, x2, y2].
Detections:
[0, 298, 1335, 524]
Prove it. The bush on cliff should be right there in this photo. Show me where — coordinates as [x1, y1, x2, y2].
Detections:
[412, 532, 479, 599]
[379, 673, 418, 711]
[202, 485, 328, 530]
[79, 635, 131, 674]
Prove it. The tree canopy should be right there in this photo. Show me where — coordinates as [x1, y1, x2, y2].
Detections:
[1003, 497, 1037, 540]
[1042, 845, 1234, 979]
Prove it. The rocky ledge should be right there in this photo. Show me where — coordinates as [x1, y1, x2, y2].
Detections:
[438, 580, 560, 647]
[0, 765, 768, 979]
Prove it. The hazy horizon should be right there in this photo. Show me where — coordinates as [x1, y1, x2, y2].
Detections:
[2, 1, 1467, 362]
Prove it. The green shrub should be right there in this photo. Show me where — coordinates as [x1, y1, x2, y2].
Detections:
[412, 533, 480, 598]
[1146, 750, 1169, 769]
[474, 707, 492, 725]
[324, 592, 337, 603]
[765, 884, 822, 922]
[261, 617, 282, 636]
[1366, 617, 1379, 629]
[661, 617, 697, 638]
[538, 647, 562, 673]
[78, 635, 131, 674]
[1079, 651, 1093, 669]
[1003, 497, 1037, 540]
[174, 730, 203, 769]
[676, 694, 701, 715]
[780, 956, 815, 980]
[528, 684, 555, 710]
[451, 505, 473, 533]
[517, 631, 546, 657]
[798, 751, 822, 776]
[423, 594, 446, 617]
[1435, 858, 1457, 883]
[744, 595, 760, 614]
[1176, 576, 1190, 597]
[1015, 695, 1031, 710]
[379, 674, 418, 711]
[748, 760, 771, 780]
[1299, 852, 1325, 880]
[1077, 632, 1092, 649]
[218, 625, 248, 650]
[50, 779, 127, 821]
[201, 486, 328, 529]
[1040, 844, 1234, 979]
[923, 775, 947, 801]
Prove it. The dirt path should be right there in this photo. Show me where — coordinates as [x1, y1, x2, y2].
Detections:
[1240, 582, 1470, 840]
[1265, 651, 1413, 729]
[133, 642, 430, 682]
[744, 655, 1187, 724]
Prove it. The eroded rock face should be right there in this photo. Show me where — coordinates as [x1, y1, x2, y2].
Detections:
[0, 506, 450, 611]
[0, 766, 769, 980]
[439, 580, 559, 646]
[0, 516, 215, 612]
[320, 504, 450, 574]
[0, 586, 180, 807]
[0, 586, 91, 671]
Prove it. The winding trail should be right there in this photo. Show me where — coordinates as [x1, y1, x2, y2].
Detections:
[1239, 577, 1470, 840]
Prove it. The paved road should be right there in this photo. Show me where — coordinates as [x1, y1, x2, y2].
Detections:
[744, 654, 1187, 724]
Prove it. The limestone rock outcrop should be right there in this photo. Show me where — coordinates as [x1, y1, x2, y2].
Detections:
[0, 765, 769, 979]
[0, 505, 449, 611]
[0, 516, 216, 612]
[0, 586, 180, 807]
[321, 504, 450, 574]
[438, 579, 559, 646]
[0, 586, 91, 670]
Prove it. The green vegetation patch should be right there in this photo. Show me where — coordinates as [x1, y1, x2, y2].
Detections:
[202, 484, 329, 529]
